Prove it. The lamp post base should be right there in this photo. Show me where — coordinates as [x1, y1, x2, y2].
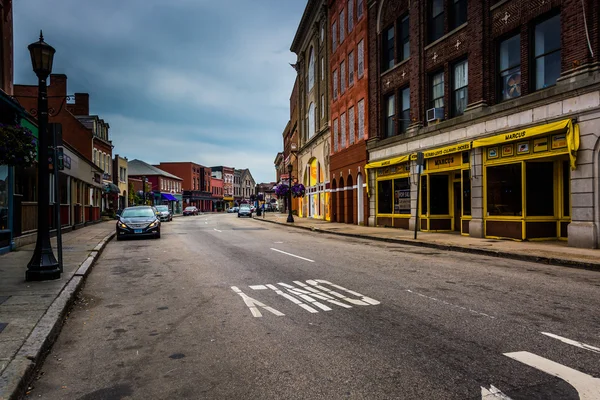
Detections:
[286, 214, 295, 223]
[26, 251, 61, 281]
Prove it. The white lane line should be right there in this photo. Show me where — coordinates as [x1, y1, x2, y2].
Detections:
[249, 285, 267, 290]
[274, 241, 284, 244]
[541, 332, 600, 354]
[213, 228, 222, 232]
[481, 385, 512, 399]
[270, 248, 314, 263]
[205, 221, 208, 224]
[231, 286, 284, 318]
[406, 289, 495, 319]
[504, 351, 600, 399]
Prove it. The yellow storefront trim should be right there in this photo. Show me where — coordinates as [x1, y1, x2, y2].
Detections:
[423, 141, 472, 159]
[365, 155, 412, 196]
[473, 119, 580, 169]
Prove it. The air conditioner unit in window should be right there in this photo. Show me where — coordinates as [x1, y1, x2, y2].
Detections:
[426, 107, 444, 122]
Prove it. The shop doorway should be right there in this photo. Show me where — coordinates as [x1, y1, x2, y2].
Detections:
[453, 181, 461, 232]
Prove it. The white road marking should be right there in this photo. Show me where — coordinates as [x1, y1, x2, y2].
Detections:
[405, 289, 495, 319]
[231, 286, 284, 318]
[205, 221, 208, 224]
[249, 285, 268, 290]
[214, 228, 222, 233]
[307, 280, 380, 306]
[541, 332, 600, 354]
[270, 248, 315, 262]
[266, 284, 319, 313]
[504, 351, 600, 399]
[274, 241, 284, 244]
[481, 385, 512, 399]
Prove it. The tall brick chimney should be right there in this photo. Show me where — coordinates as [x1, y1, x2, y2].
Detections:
[73, 93, 90, 115]
[48, 74, 67, 96]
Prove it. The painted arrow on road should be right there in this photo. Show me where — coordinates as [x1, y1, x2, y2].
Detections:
[481, 385, 512, 399]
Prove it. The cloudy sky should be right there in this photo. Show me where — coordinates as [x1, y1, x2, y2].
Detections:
[13, 0, 305, 184]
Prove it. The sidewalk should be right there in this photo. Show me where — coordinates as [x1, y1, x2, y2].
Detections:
[255, 212, 600, 271]
[0, 222, 115, 400]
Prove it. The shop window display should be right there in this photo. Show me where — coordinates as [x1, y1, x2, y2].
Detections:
[486, 164, 522, 216]
[526, 162, 554, 216]
[377, 180, 393, 214]
[429, 174, 449, 215]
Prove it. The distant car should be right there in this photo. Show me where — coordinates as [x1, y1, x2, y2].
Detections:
[227, 207, 236, 213]
[116, 206, 161, 240]
[183, 206, 199, 216]
[155, 205, 172, 222]
[238, 204, 252, 218]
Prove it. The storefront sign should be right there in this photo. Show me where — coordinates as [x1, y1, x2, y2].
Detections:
[394, 189, 411, 213]
[423, 142, 471, 159]
[427, 154, 462, 170]
[472, 119, 575, 148]
[366, 154, 411, 169]
[533, 138, 548, 153]
[552, 134, 567, 149]
[377, 163, 410, 177]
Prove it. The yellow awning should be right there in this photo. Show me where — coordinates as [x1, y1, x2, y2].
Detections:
[423, 141, 472, 159]
[472, 119, 580, 169]
[364, 154, 411, 169]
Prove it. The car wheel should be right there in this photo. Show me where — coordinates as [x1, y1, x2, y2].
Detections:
[155, 230, 161, 239]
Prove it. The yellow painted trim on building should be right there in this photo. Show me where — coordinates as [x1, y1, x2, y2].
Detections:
[423, 141, 472, 159]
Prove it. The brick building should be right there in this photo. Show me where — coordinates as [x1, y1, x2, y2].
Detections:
[156, 162, 213, 212]
[211, 166, 235, 208]
[128, 160, 183, 212]
[329, 0, 370, 225]
[366, 0, 600, 247]
[211, 177, 224, 211]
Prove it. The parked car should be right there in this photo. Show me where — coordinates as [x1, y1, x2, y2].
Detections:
[227, 207, 235, 213]
[183, 206, 199, 216]
[116, 206, 161, 240]
[155, 205, 172, 222]
[238, 204, 252, 218]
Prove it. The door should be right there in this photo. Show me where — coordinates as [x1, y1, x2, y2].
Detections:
[453, 181, 461, 232]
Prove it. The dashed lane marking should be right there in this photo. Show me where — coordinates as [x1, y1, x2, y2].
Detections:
[406, 289, 495, 319]
[541, 332, 600, 354]
[270, 248, 314, 263]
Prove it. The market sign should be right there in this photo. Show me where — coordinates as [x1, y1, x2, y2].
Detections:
[423, 142, 471, 159]
[427, 154, 462, 170]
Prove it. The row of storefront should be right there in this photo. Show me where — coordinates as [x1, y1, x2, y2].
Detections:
[367, 119, 580, 242]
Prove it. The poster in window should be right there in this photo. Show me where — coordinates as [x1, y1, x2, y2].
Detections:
[394, 189, 411, 214]
[517, 141, 529, 154]
[533, 137, 548, 153]
[487, 147, 498, 159]
[551, 134, 567, 149]
[501, 144, 514, 158]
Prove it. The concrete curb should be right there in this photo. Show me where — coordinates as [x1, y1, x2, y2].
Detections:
[0, 231, 115, 400]
[254, 218, 600, 272]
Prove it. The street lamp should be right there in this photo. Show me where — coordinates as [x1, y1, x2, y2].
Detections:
[26, 32, 60, 281]
[142, 176, 147, 205]
[287, 164, 294, 223]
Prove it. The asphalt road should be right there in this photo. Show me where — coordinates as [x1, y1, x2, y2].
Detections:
[26, 214, 600, 399]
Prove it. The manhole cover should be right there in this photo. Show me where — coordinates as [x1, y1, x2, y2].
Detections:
[0, 323, 7, 334]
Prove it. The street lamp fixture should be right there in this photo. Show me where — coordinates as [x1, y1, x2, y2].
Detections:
[26, 32, 60, 281]
[287, 164, 294, 223]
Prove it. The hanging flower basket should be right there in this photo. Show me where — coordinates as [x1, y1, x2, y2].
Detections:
[0, 124, 37, 167]
[274, 183, 289, 198]
[291, 183, 306, 198]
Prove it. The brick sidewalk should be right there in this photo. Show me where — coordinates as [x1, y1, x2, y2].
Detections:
[0, 221, 115, 399]
[256, 212, 600, 270]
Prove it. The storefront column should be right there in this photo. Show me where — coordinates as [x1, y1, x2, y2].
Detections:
[367, 169, 376, 227]
[408, 161, 418, 231]
[469, 148, 485, 237]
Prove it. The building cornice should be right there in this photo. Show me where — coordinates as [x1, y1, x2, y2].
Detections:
[291, 0, 324, 53]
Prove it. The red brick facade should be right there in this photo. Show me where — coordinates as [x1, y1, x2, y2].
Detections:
[329, 0, 370, 225]
[0, 0, 13, 95]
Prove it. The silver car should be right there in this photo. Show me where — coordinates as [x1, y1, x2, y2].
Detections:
[237, 204, 252, 218]
[155, 205, 172, 222]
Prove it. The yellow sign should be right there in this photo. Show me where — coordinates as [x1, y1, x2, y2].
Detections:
[552, 134, 567, 149]
[533, 137, 548, 153]
[427, 154, 462, 170]
[377, 163, 410, 177]
[424, 142, 471, 159]
[365, 154, 410, 169]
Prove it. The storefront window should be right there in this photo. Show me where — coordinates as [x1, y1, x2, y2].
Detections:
[377, 180, 393, 214]
[487, 164, 522, 216]
[394, 178, 411, 214]
[526, 162, 554, 216]
[562, 160, 570, 217]
[430, 174, 449, 215]
[462, 169, 471, 216]
[0, 165, 8, 230]
[421, 175, 427, 215]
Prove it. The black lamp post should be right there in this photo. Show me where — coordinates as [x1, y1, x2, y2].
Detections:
[26, 32, 60, 281]
[142, 176, 147, 205]
[286, 164, 294, 223]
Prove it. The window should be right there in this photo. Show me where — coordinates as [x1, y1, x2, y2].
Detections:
[400, 87, 410, 133]
[341, 112, 346, 148]
[348, 51, 355, 86]
[321, 57, 324, 81]
[450, 0, 467, 30]
[357, 0, 364, 19]
[498, 34, 521, 101]
[333, 118, 339, 152]
[487, 164, 522, 216]
[358, 39, 365, 78]
[321, 95, 325, 118]
[394, 178, 411, 214]
[308, 48, 315, 91]
[332, 21, 338, 51]
[534, 14, 561, 90]
[562, 160, 570, 217]
[452, 60, 468, 116]
[341, 60, 346, 94]
[526, 162, 554, 216]
[462, 169, 471, 216]
[391, 20, 406, 64]
[378, 180, 393, 214]
[93, 149, 97, 165]
[384, 93, 395, 138]
[333, 69, 338, 99]
[308, 103, 316, 139]
[430, 71, 444, 109]
[349, 106, 355, 144]
[358, 99, 365, 140]
[430, 0, 444, 42]
[340, 10, 345, 43]
[348, 0, 354, 32]
[430, 174, 449, 215]
[320, 23, 324, 43]
[383, 25, 395, 71]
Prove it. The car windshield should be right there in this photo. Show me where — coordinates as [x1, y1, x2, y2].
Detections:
[156, 206, 168, 211]
[185, 207, 195, 211]
[121, 208, 155, 218]
[240, 205, 250, 209]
